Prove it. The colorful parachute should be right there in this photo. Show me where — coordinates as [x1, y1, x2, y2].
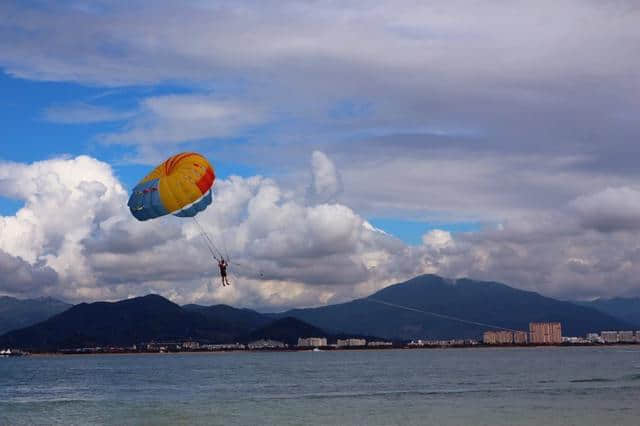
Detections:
[128, 152, 215, 221]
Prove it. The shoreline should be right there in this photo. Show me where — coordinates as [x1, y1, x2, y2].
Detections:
[18, 342, 640, 357]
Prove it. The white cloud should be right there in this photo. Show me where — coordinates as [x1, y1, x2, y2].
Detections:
[3, 1, 639, 90]
[0, 156, 128, 298]
[43, 103, 136, 124]
[0, 250, 58, 294]
[2, 153, 640, 305]
[308, 151, 342, 203]
[0, 154, 411, 307]
[100, 95, 266, 152]
[571, 187, 640, 232]
[422, 229, 453, 249]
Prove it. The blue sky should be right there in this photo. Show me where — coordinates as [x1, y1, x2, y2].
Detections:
[0, 73, 140, 179]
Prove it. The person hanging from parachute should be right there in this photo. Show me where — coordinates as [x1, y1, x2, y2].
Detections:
[127, 151, 235, 287]
[218, 258, 230, 286]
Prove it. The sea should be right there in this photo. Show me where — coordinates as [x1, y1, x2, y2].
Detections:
[2, 346, 640, 425]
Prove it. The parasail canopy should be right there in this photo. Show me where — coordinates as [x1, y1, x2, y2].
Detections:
[128, 152, 215, 221]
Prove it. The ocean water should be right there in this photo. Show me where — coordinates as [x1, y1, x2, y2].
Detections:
[2, 346, 640, 425]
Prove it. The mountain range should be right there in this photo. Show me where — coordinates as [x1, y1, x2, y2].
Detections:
[276, 275, 634, 339]
[576, 297, 640, 328]
[0, 296, 71, 335]
[1, 274, 637, 350]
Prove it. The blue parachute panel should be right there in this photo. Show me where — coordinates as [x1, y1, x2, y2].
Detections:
[174, 190, 213, 218]
[127, 179, 169, 221]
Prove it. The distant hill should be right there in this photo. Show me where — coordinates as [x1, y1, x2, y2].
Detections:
[0, 296, 71, 335]
[0, 295, 242, 351]
[576, 298, 640, 328]
[276, 275, 633, 340]
[243, 317, 328, 345]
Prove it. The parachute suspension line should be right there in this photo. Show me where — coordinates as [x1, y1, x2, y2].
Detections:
[196, 226, 219, 261]
[228, 259, 264, 278]
[192, 215, 263, 281]
[366, 298, 519, 332]
[221, 229, 231, 264]
[192, 216, 225, 261]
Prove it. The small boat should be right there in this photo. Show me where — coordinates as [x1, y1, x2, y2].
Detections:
[0, 349, 28, 357]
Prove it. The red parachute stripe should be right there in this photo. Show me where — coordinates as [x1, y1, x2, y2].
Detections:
[196, 166, 215, 194]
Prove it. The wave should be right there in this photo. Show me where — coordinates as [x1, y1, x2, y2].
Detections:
[569, 378, 613, 383]
[0, 398, 99, 405]
[251, 386, 533, 401]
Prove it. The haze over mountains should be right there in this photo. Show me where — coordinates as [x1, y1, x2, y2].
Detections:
[1, 275, 637, 350]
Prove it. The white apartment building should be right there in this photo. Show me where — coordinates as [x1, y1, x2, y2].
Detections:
[600, 331, 619, 343]
[337, 338, 367, 347]
[297, 337, 327, 347]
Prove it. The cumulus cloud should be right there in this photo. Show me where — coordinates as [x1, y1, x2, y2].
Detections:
[0, 250, 58, 294]
[0, 155, 411, 307]
[422, 230, 453, 249]
[0, 156, 129, 298]
[409, 197, 640, 300]
[571, 187, 640, 232]
[308, 151, 342, 203]
[2, 153, 640, 305]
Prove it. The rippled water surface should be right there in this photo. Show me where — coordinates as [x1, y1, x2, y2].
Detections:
[2, 346, 640, 425]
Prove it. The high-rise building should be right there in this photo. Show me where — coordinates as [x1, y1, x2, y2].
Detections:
[529, 322, 562, 344]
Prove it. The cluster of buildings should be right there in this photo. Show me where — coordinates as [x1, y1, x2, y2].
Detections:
[297, 337, 392, 349]
[585, 330, 640, 344]
[298, 337, 328, 347]
[27, 323, 640, 355]
[483, 322, 563, 345]
[483, 323, 640, 346]
[55, 336, 394, 354]
[483, 330, 529, 345]
[408, 339, 480, 347]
